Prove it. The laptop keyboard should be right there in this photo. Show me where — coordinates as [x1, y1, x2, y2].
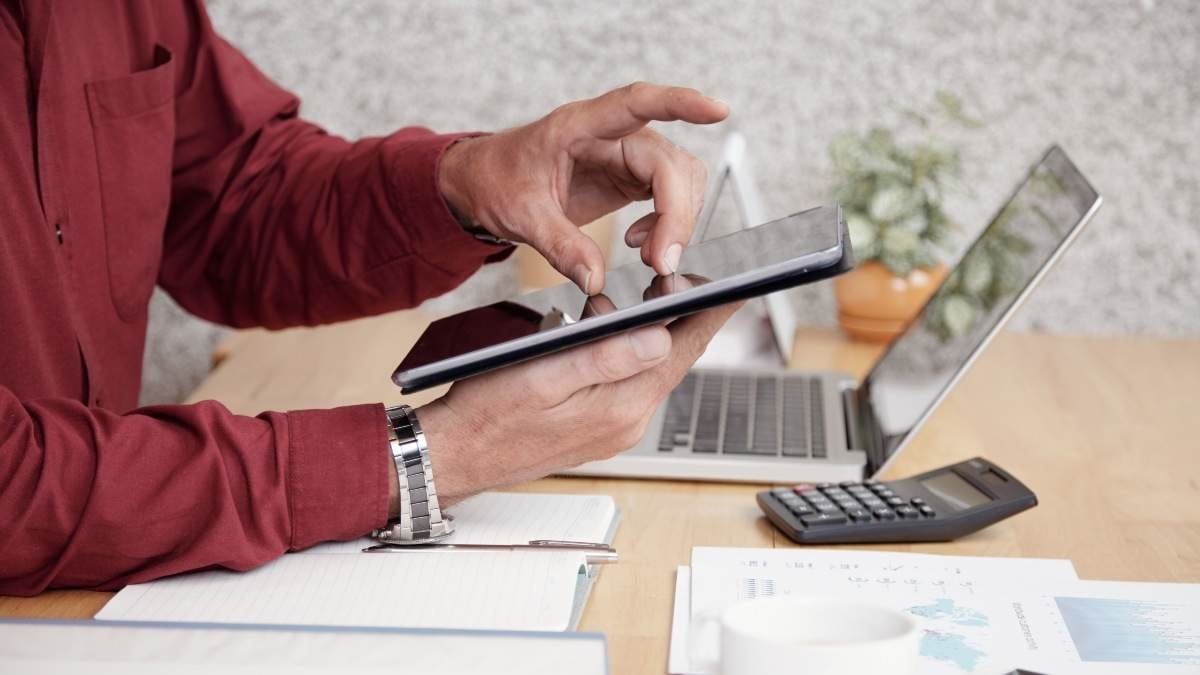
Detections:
[657, 371, 827, 458]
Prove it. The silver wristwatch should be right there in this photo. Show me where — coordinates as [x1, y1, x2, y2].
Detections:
[372, 405, 455, 544]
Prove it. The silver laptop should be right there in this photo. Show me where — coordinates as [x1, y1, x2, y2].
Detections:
[566, 144, 1102, 483]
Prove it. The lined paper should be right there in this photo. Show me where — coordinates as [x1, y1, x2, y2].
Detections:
[0, 620, 608, 675]
[97, 550, 586, 631]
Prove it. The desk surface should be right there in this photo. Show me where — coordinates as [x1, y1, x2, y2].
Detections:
[3, 310, 1199, 675]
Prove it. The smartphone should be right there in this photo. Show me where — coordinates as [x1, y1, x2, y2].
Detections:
[393, 204, 853, 393]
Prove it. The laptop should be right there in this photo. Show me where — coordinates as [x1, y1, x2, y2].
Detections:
[565, 144, 1102, 483]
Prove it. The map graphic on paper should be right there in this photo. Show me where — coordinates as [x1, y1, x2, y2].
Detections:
[1056, 596, 1200, 665]
[907, 598, 989, 672]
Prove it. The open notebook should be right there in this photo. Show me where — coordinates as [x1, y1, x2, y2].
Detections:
[97, 492, 619, 632]
[0, 619, 608, 675]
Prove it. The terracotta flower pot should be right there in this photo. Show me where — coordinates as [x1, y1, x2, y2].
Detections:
[834, 261, 949, 343]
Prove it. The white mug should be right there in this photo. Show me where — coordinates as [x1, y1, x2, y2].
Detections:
[713, 596, 920, 675]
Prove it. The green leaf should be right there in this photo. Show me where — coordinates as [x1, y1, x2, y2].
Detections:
[881, 226, 921, 260]
[869, 185, 916, 222]
[846, 212, 877, 247]
[896, 211, 929, 235]
[935, 90, 983, 128]
[941, 295, 977, 338]
[961, 252, 993, 295]
[866, 127, 895, 156]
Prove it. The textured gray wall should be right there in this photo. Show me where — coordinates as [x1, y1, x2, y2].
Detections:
[141, 0, 1200, 404]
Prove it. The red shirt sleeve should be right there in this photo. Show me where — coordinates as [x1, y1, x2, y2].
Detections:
[158, 8, 510, 329]
[0, 388, 391, 595]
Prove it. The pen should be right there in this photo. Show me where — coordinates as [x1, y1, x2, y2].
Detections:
[362, 539, 619, 564]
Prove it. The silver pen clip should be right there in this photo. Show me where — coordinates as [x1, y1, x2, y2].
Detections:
[362, 539, 618, 564]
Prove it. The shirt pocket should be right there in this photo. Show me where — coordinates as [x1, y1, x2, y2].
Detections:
[85, 44, 175, 321]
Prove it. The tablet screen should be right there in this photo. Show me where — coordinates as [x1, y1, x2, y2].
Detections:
[397, 206, 841, 377]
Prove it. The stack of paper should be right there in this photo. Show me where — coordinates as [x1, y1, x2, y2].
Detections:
[97, 492, 619, 633]
[671, 547, 1200, 674]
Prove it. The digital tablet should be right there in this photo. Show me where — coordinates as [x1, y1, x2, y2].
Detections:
[393, 204, 853, 393]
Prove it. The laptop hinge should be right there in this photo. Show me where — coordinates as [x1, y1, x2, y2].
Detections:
[839, 385, 863, 452]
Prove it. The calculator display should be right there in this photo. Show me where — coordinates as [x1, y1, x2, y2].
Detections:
[919, 473, 991, 511]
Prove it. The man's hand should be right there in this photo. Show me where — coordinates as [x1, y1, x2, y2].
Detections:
[438, 82, 729, 294]
[419, 300, 742, 504]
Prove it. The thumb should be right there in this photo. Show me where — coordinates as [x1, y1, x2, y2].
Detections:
[521, 326, 672, 402]
[524, 212, 607, 294]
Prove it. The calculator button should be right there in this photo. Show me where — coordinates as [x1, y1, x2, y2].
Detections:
[839, 481, 859, 488]
[801, 512, 847, 527]
[799, 490, 823, 501]
[792, 484, 815, 494]
[790, 504, 814, 516]
[873, 508, 896, 520]
[847, 487, 872, 497]
[876, 489, 896, 499]
[835, 498, 858, 509]
[816, 504, 842, 515]
[895, 505, 920, 519]
[886, 496, 905, 507]
[918, 505, 936, 517]
[862, 478, 879, 486]
[847, 509, 872, 522]
[910, 497, 926, 506]
[861, 498, 885, 510]
[817, 482, 836, 490]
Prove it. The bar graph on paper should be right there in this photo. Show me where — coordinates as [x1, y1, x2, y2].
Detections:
[1055, 597, 1200, 665]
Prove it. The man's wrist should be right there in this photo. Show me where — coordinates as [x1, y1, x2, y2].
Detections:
[437, 138, 479, 231]
[386, 425, 402, 519]
[414, 400, 474, 507]
[376, 405, 452, 542]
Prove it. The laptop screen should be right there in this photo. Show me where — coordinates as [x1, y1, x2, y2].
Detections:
[856, 146, 1101, 475]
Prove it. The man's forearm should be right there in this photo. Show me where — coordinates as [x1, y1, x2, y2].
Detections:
[0, 391, 390, 595]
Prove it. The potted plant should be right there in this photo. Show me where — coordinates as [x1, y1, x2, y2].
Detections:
[830, 94, 978, 342]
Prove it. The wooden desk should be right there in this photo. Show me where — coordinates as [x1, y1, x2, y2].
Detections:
[4, 310, 1199, 675]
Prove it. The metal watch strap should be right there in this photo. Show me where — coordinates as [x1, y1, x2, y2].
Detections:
[372, 405, 454, 544]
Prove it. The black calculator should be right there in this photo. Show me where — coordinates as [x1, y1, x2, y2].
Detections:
[757, 457, 1037, 544]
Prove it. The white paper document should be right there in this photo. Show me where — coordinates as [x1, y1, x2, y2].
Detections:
[0, 619, 608, 675]
[673, 547, 1079, 675]
[97, 492, 618, 632]
[673, 547, 1200, 674]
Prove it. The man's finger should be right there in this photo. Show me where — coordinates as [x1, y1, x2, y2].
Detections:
[520, 325, 673, 402]
[523, 210, 607, 294]
[565, 82, 729, 141]
[582, 293, 618, 319]
[619, 129, 708, 275]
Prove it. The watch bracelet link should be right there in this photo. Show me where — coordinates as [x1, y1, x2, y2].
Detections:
[372, 404, 454, 544]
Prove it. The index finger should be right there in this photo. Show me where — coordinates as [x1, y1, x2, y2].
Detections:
[568, 82, 729, 141]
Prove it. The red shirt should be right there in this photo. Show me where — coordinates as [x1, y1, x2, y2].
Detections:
[0, 0, 507, 595]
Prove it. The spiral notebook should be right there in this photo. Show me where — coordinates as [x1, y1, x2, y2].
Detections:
[97, 492, 619, 632]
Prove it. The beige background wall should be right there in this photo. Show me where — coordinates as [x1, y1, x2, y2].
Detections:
[141, 0, 1200, 404]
